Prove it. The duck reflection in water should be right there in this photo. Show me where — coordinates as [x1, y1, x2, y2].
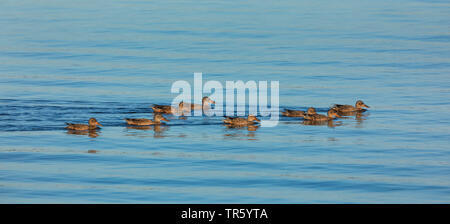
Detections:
[225, 124, 259, 131]
[302, 119, 342, 128]
[125, 124, 169, 138]
[335, 110, 369, 128]
[66, 129, 100, 138]
[223, 124, 259, 140]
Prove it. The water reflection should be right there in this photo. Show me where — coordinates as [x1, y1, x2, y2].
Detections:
[223, 124, 259, 140]
[302, 120, 343, 128]
[224, 124, 260, 131]
[66, 129, 100, 138]
[337, 111, 369, 128]
[125, 125, 169, 138]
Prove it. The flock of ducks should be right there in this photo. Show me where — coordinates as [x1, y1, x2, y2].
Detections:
[283, 100, 370, 121]
[65, 98, 370, 131]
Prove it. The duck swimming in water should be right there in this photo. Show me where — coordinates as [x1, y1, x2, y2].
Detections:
[152, 101, 185, 114]
[332, 100, 370, 112]
[152, 96, 215, 115]
[223, 115, 260, 126]
[182, 96, 216, 111]
[66, 118, 102, 131]
[282, 107, 317, 117]
[125, 113, 169, 126]
[304, 109, 341, 121]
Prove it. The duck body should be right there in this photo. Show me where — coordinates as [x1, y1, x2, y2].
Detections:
[223, 115, 260, 126]
[181, 96, 216, 111]
[152, 102, 185, 114]
[304, 109, 341, 121]
[333, 100, 369, 113]
[125, 114, 169, 126]
[66, 118, 102, 131]
[336, 110, 366, 117]
[152, 100, 197, 115]
[281, 109, 305, 117]
[282, 107, 317, 117]
[303, 114, 330, 121]
[152, 105, 173, 113]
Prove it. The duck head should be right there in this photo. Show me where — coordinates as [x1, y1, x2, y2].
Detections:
[327, 109, 341, 118]
[88, 118, 102, 127]
[202, 96, 216, 105]
[355, 100, 370, 109]
[247, 115, 261, 122]
[154, 113, 170, 123]
[307, 107, 317, 115]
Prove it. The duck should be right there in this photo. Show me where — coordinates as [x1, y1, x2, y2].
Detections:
[223, 115, 260, 126]
[66, 118, 102, 131]
[282, 107, 317, 117]
[332, 100, 370, 112]
[182, 96, 216, 111]
[304, 109, 341, 121]
[152, 101, 185, 114]
[125, 113, 169, 126]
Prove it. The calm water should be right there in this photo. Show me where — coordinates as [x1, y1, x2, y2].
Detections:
[1, 0, 450, 203]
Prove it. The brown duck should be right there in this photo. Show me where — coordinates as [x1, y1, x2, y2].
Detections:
[223, 115, 260, 126]
[125, 113, 169, 126]
[304, 109, 341, 121]
[152, 101, 185, 114]
[181, 96, 216, 111]
[282, 107, 317, 117]
[66, 118, 102, 131]
[332, 100, 370, 112]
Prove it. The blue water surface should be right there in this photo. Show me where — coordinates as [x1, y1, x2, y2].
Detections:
[0, 0, 449, 203]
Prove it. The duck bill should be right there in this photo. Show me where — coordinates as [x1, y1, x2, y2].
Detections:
[334, 114, 342, 118]
[161, 117, 170, 122]
[96, 122, 103, 127]
[363, 104, 370, 108]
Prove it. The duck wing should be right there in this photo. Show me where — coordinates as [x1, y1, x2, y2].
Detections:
[152, 105, 172, 113]
[333, 104, 354, 111]
[190, 103, 203, 110]
[282, 109, 305, 117]
[66, 123, 89, 130]
[223, 117, 247, 124]
[304, 114, 327, 121]
[124, 118, 153, 125]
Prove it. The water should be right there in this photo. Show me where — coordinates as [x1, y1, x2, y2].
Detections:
[1, 0, 450, 203]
